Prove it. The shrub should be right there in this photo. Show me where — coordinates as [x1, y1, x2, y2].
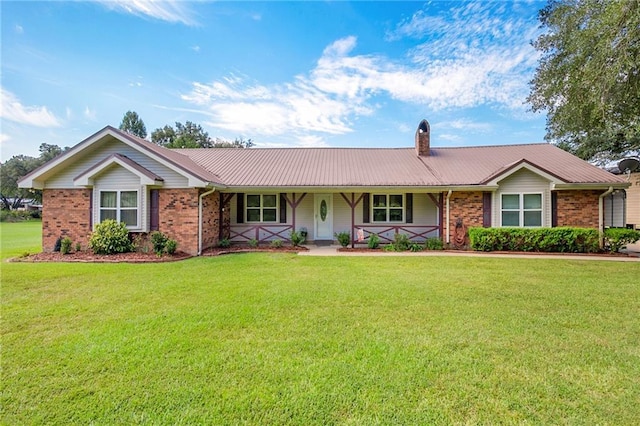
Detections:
[89, 220, 134, 255]
[409, 243, 423, 252]
[0, 210, 34, 222]
[60, 237, 72, 255]
[603, 228, 640, 253]
[75, 242, 82, 252]
[150, 231, 169, 256]
[335, 231, 351, 247]
[468, 227, 600, 253]
[270, 239, 283, 248]
[165, 239, 178, 255]
[367, 233, 380, 249]
[218, 238, 231, 248]
[424, 237, 444, 250]
[392, 233, 411, 251]
[248, 238, 259, 248]
[290, 230, 305, 247]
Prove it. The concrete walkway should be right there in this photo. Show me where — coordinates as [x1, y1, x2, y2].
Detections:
[299, 244, 640, 262]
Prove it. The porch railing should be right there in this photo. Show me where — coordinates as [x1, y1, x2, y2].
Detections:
[230, 224, 294, 243]
[352, 225, 439, 244]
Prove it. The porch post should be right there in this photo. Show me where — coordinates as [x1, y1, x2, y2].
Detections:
[439, 192, 445, 242]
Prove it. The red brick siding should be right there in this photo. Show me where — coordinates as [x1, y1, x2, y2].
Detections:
[448, 191, 484, 247]
[555, 190, 600, 228]
[201, 191, 220, 252]
[158, 189, 200, 255]
[42, 189, 92, 252]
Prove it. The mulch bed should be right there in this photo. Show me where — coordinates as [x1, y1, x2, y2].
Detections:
[12, 245, 309, 263]
[337, 247, 635, 257]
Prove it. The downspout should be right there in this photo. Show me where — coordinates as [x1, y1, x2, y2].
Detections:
[198, 187, 217, 255]
[445, 190, 452, 244]
[598, 186, 613, 249]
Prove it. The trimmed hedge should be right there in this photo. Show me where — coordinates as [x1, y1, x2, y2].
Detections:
[468, 227, 600, 253]
[603, 228, 640, 253]
[89, 220, 134, 255]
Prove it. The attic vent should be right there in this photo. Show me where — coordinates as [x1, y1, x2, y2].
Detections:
[415, 119, 430, 156]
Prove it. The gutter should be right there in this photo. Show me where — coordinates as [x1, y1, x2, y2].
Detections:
[445, 190, 452, 244]
[198, 187, 217, 255]
[598, 186, 613, 248]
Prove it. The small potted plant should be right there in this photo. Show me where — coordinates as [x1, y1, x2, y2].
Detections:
[299, 227, 308, 239]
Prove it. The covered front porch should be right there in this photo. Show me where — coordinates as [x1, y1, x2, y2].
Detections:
[218, 191, 445, 248]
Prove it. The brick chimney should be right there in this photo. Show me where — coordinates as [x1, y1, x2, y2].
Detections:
[415, 119, 430, 156]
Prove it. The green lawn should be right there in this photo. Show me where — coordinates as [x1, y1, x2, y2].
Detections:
[2, 221, 640, 424]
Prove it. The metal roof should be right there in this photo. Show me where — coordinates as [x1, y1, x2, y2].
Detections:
[174, 143, 625, 188]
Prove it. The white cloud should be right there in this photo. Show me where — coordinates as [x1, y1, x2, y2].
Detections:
[94, 0, 198, 26]
[181, 2, 541, 140]
[191, 45, 201, 53]
[0, 133, 10, 144]
[15, 24, 24, 34]
[84, 106, 97, 121]
[0, 87, 62, 127]
[435, 119, 493, 133]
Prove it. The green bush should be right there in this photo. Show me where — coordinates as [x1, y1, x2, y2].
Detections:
[89, 220, 134, 255]
[367, 233, 380, 249]
[270, 239, 283, 248]
[424, 237, 444, 250]
[409, 243, 423, 252]
[248, 238, 259, 248]
[289, 230, 305, 247]
[603, 228, 640, 253]
[468, 227, 600, 253]
[218, 238, 231, 248]
[60, 237, 73, 255]
[335, 231, 351, 247]
[150, 231, 169, 256]
[392, 233, 411, 251]
[0, 210, 35, 222]
[165, 239, 178, 255]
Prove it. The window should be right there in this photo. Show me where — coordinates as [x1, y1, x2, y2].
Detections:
[100, 190, 139, 227]
[246, 194, 277, 222]
[501, 193, 542, 227]
[372, 194, 404, 222]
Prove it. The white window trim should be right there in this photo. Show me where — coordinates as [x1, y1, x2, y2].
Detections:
[371, 193, 405, 223]
[500, 192, 543, 228]
[98, 188, 142, 230]
[245, 194, 279, 223]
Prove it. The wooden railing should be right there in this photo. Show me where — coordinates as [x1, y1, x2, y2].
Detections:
[352, 225, 439, 244]
[230, 224, 294, 243]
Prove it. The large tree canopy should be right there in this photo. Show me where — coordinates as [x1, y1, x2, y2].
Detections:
[528, 0, 640, 163]
[151, 121, 253, 149]
[119, 111, 147, 139]
[0, 143, 68, 210]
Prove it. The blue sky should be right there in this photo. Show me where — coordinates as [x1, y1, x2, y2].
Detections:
[1, 0, 547, 161]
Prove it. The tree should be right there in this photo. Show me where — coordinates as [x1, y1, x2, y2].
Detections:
[212, 137, 254, 148]
[119, 111, 147, 139]
[151, 121, 211, 148]
[0, 143, 68, 210]
[528, 0, 640, 164]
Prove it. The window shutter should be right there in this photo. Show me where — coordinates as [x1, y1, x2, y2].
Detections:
[279, 193, 287, 223]
[482, 192, 491, 227]
[236, 193, 244, 224]
[405, 193, 413, 223]
[551, 192, 558, 227]
[150, 189, 160, 231]
[362, 193, 370, 223]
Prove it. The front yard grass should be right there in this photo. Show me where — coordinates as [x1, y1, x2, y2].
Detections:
[2, 222, 639, 424]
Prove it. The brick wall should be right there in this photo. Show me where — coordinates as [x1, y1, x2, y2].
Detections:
[448, 191, 483, 248]
[555, 190, 600, 228]
[201, 191, 220, 252]
[158, 188, 200, 255]
[42, 189, 92, 251]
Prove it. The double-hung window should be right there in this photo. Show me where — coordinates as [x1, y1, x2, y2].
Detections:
[100, 190, 139, 227]
[246, 194, 277, 223]
[372, 194, 404, 222]
[501, 193, 542, 227]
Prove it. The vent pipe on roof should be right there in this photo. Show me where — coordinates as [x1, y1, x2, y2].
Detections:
[415, 119, 430, 156]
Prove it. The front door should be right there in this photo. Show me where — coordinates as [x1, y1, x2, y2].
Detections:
[314, 194, 333, 240]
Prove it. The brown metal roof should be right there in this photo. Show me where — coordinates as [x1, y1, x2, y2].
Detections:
[174, 143, 625, 188]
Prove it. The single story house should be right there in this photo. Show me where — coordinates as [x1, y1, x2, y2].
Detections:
[19, 120, 629, 255]
[604, 165, 639, 229]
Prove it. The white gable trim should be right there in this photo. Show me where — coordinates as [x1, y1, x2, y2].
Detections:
[483, 160, 566, 187]
[73, 154, 164, 187]
[18, 126, 219, 189]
